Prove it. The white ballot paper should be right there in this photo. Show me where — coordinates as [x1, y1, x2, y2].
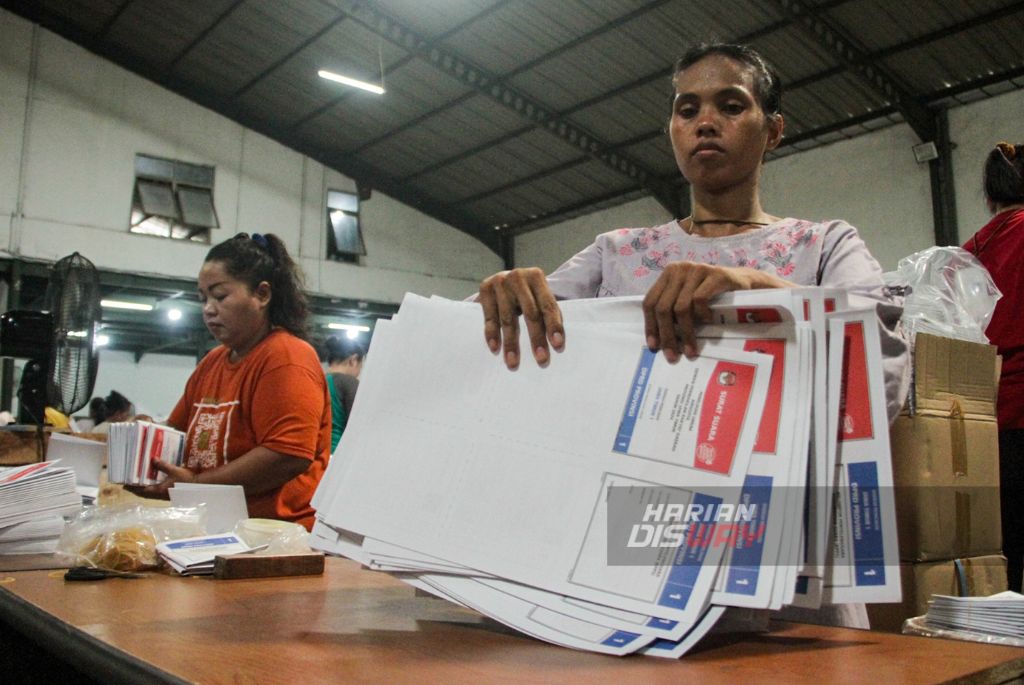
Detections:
[156, 533, 257, 576]
[323, 294, 771, 626]
[823, 309, 900, 603]
[45, 433, 106, 500]
[312, 290, 900, 655]
[560, 296, 813, 610]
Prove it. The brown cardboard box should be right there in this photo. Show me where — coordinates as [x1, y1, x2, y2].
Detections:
[890, 333, 1001, 562]
[868, 554, 1007, 632]
[0, 426, 53, 465]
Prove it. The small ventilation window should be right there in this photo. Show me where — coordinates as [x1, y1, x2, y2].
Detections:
[130, 154, 218, 243]
[326, 189, 366, 264]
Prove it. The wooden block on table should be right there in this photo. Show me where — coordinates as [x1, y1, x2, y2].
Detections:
[213, 553, 325, 579]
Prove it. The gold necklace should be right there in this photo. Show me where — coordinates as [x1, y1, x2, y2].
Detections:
[683, 217, 770, 235]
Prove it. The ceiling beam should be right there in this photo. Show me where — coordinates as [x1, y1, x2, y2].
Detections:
[231, 13, 351, 99]
[288, 0, 514, 132]
[347, 0, 673, 156]
[771, 0, 936, 141]
[339, 0, 684, 218]
[785, 1, 1024, 94]
[95, 0, 135, 40]
[167, 0, 246, 72]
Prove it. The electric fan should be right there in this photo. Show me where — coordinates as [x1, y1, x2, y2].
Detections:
[0, 252, 101, 424]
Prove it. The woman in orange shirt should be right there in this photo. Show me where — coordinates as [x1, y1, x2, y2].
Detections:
[131, 233, 331, 531]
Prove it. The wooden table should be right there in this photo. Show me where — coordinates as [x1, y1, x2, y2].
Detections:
[1, 558, 1022, 685]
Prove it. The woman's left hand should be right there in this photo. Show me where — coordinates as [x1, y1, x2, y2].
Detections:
[642, 263, 788, 360]
[123, 461, 197, 500]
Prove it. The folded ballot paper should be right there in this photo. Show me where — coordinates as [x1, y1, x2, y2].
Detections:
[923, 592, 1024, 640]
[0, 461, 82, 529]
[107, 421, 186, 486]
[310, 291, 900, 656]
[156, 533, 259, 576]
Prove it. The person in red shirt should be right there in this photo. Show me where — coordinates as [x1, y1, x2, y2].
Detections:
[963, 141, 1024, 591]
[130, 233, 331, 531]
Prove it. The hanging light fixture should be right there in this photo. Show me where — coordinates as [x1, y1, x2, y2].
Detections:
[318, 70, 385, 95]
[318, 39, 386, 95]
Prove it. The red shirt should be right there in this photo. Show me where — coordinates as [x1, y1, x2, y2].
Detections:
[964, 208, 1024, 429]
[167, 329, 331, 529]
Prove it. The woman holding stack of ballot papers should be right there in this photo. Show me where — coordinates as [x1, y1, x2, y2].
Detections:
[478, 42, 908, 422]
[128, 233, 331, 531]
[477, 42, 910, 628]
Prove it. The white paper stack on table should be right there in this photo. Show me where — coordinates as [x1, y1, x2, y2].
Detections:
[45, 433, 107, 502]
[0, 461, 81, 530]
[923, 592, 1024, 640]
[107, 421, 185, 485]
[310, 291, 901, 656]
[0, 514, 66, 555]
[155, 533, 258, 576]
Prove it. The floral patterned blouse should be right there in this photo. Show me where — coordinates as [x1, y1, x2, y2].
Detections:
[545, 217, 909, 420]
[546, 218, 885, 299]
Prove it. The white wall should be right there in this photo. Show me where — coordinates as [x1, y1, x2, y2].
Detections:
[950, 88, 1024, 240]
[0, 9, 503, 298]
[760, 124, 936, 271]
[516, 91, 1024, 273]
[0, 9, 503, 419]
[91, 351, 199, 422]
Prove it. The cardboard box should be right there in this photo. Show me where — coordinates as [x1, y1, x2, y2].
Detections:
[868, 554, 1007, 632]
[0, 426, 53, 465]
[890, 333, 1001, 562]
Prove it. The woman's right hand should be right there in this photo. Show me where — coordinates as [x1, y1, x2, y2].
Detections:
[478, 268, 565, 369]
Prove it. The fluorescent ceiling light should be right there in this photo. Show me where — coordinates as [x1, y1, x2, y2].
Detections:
[167, 308, 183, 321]
[101, 299, 153, 311]
[327, 323, 371, 333]
[318, 70, 385, 95]
[95, 334, 110, 347]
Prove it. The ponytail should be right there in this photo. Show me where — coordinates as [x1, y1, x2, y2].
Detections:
[204, 233, 310, 339]
[983, 141, 1024, 206]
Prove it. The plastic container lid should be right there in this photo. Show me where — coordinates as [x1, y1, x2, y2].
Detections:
[238, 518, 301, 546]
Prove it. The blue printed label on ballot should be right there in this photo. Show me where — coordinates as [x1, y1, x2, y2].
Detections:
[724, 474, 772, 596]
[614, 349, 656, 454]
[656, 492, 721, 610]
[847, 462, 885, 586]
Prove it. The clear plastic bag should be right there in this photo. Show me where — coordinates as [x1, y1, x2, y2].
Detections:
[902, 615, 1024, 647]
[884, 246, 1001, 344]
[58, 503, 207, 571]
[232, 518, 312, 555]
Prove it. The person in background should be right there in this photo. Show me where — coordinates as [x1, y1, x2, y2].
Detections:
[90, 391, 135, 434]
[325, 335, 366, 451]
[128, 233, 331, 531]
[476, 42, 909, 626]
[963, 141, 1024, 592]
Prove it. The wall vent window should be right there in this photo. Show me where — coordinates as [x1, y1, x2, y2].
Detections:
[130, 154, 218, 243]
[326, 189, 365, 264]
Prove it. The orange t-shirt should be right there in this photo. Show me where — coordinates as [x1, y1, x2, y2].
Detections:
[167, 329, 331, 530]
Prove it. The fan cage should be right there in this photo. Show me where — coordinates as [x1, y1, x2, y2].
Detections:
[45, 253, 100, 415]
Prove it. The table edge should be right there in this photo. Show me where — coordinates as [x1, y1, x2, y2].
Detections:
[0, 583, 190, 685]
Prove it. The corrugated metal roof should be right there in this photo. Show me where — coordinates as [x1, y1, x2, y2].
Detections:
[5, 0, 1024, 253]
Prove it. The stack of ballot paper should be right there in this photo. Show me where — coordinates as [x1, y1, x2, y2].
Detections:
[107, 421, 185, 486]
[923, 592, 1024, 640]
[0, 462, 81, 530]
[45, 433, 107, 502]
[156, 533, 257, 576]
[310, 292, 901, 656]
[0, 514, 66, 555]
